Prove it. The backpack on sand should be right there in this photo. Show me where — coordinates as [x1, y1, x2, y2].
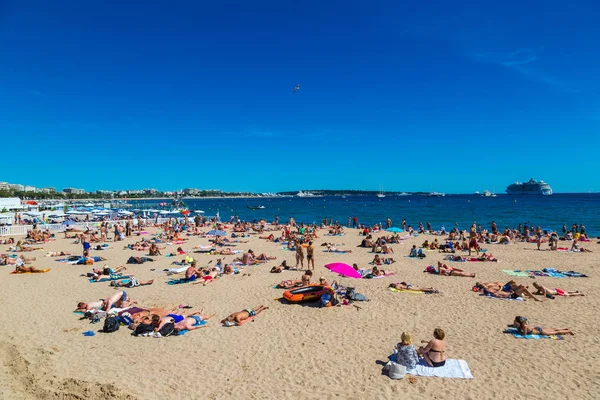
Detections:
[102, 315, 120, 333]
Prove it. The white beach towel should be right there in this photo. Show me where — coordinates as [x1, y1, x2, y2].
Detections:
[406, 359, 474, 379]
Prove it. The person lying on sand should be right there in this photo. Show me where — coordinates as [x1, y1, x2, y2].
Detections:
[88, 265, 128, 281]
[532, 282, 584, 298]
[221, 305, 268, 326]
[389, 282, 439, 293]
[13, 266, 47, 273]
[76, 291, 134, 312]
[110, 277, 154, 287]
[1, 255, 36, 265]
[326, 245, 352, 253]
[276, 280, 303, 289]
[510, 316, 574, 336]
[474, 281, 541, 301]
[193, 268, 219, 285]
[425, 262, 475, 277]
[45, 251, 72, 257]
[15, 241, 42, 251]
[270, 260, 294, 273]
[571, 240, 593, 252]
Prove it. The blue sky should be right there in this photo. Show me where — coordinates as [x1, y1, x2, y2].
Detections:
[1, 0, 599, 193]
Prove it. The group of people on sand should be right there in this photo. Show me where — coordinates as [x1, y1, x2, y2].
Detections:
[75, 289, 268, 332]
[474, 281, 584, 301]
[394, 329, 447, 369]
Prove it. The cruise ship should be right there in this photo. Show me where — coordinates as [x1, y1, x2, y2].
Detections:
[506, 179, 553, 195]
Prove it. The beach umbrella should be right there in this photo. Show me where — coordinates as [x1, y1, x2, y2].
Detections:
[324, 262, 362, 279]
[207, 229, 226, 236]
[25, 200, 38, 205]
[387, 227, 404, 233]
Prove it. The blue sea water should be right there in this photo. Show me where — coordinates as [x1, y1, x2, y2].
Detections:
[131, 193, 600, 236]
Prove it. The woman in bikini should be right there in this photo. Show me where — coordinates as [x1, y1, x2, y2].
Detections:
[511, 316, 574, 336]
[418, 328, 447, 367]
[436, 262, 475, 277]
[389, 282, 439, 293]
[295, 240, 305, 270]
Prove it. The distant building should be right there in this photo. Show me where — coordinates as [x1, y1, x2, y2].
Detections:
[117, 191, 128, 196]
[39, 187, 57, 193]
[23, 185, 36, 192]
[144, 189, 158, 195]
[9, 184, 24, 191]
[0, 182, 9, 190]
[63, 188, 85, 194]
[127, 190, 144, 195]
[95, 190, 113, 195]
[183, 188, 200, 195]
[0, 197, 23, 211]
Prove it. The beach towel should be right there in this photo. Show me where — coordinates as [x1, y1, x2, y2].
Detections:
[389, 288, 428, 294]
[167, 278, 193, 285]
[324, 233, 346, 236]
[504, 327, 564, 340]
[11, 268, 51, 274]
[502, 270, 530, 277]
[88, 275, 124, 283]
[405, 359, 474, 379]
[479, 293, 524, 301]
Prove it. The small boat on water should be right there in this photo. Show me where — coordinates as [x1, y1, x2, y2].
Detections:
[247, 205, 265, 210]
[377, 185, 386, 198]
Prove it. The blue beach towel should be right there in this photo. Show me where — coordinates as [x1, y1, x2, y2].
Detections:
[167, 278, 193, 285]
[504, 327, 564, 340]
[176, 319, 208, 335]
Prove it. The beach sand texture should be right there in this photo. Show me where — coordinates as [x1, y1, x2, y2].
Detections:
[0, 227, 598, 399]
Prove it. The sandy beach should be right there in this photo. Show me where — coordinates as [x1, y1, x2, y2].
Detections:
[0, 225, 598, 400]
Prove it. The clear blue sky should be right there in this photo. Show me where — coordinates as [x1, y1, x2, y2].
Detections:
[1, 0, 599, 193]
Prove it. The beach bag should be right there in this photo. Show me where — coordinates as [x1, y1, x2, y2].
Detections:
[319, 293, 331, 308]
[157, 322, 175, 337]
[133, 323, 154, 336]
[102, 316, 120, 333]
[386, 361, 407, 380]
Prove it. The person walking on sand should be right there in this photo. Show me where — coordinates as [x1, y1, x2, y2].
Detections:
[306, 241, 315, 271]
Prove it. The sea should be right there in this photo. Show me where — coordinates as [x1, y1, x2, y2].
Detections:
[129, 193, 600, 237]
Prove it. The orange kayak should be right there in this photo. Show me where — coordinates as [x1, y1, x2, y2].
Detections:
[283, 284, 333, 303]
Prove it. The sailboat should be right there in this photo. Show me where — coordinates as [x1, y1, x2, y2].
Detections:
[377, 185, 386, 198]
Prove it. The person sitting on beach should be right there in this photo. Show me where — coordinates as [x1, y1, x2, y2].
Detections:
[510, 316, 574, 336]
[395, 332, 419, 369]
[149, 243, 162, 256]
[302, 270, 313, 285]
[417, 328, 447, 367]
[373, 254, 383, 265]
[389, 282, 439, 293]
[184, 263, 199, 281]
[571, 240, 593, 252]
[221, 305, 269, 326]
[532, 282, 584, 298]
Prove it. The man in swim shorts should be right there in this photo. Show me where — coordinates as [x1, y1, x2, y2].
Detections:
[221, 305, 268, 326]
[174, 312, 216, 332]
[102, 290, 133, 311]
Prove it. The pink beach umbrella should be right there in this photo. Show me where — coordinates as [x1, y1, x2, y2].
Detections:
[324, 262, 362, 279]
